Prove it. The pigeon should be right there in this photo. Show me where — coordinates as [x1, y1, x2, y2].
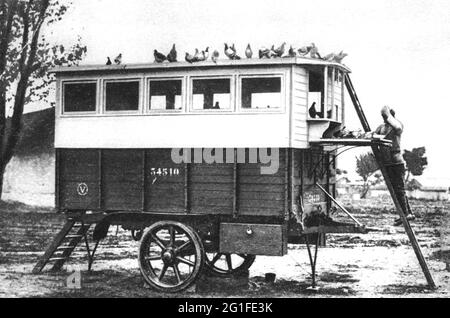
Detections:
[309, 43, 321, 59]
[245, 44, 253, 58]
[224, 43, 234, 59]
[273, 42, 286, 57]
[268, 45, 278, 58]
[297, 46, 311, 56]
[322, 53, 336, 61]
[106, 57, 112, 65]
[114, 53, 122, 65]
[167, 44, 177, 62]
[224, 43, 241, 60]
[185, 52, 197, 63]
[198, 50, 207, 62]
[154, 49, 167, 63]
[211, 50, 220, 63]
[230, 44, 241, 59]
[309, 102, 318, 118]
[203, 47, 210, 60]
[287, 46, 297, 57]
[259, 47, 271, 59]
[193, 48, 200, 61]
[333, 51, 348, 64]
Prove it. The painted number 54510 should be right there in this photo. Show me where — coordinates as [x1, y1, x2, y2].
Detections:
[150, 168, 180, 177]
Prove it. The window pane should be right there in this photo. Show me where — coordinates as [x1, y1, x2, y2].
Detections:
[105, 81, 139, 111]
[192, 79, 231, 110]
[150, 80, 182, 111]
[242, 77, 281, 109]
[64, 82, 96, 113]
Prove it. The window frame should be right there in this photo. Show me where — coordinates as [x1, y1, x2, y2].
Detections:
[237, 73, 285, 113]
[61, 79, 99, 116]
[146, 76, 185, 114]
[188, 75, 235, 113]
[102, 78, 143, 114]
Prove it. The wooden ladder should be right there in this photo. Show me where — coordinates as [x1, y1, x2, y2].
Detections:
[345, 74, 436, 289]
[32, 219, 99, 274]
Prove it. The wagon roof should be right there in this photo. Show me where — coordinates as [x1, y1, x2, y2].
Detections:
[51, 57, 351, 74]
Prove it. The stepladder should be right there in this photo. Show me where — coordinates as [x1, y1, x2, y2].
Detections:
[32, 219, 100, 274]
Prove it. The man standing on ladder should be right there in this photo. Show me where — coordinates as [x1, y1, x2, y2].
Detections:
[370, 106, 415, 226]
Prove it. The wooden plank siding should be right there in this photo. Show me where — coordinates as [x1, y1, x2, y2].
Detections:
[291, 66, 309, 148]
[57, 148, 336, 227]
[59, 149, 100, 210]
[57, 148, 290, 218]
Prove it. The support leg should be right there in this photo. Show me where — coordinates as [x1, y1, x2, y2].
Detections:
[88, 241, 100, 272]
[305, 234, 320, 290]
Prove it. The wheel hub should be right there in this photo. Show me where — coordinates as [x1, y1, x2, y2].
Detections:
[162, 249, 175, 264]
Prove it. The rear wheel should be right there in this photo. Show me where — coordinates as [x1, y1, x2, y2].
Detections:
[138, 221, 204, 293]
[205, 253, 256, 277]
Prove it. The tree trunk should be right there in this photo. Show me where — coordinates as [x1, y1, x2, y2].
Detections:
[360, 183, 369, 199]
[0, 164, 5, 200]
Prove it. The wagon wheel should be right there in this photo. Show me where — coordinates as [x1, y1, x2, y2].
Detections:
[205, 253, 256, 277]
[138, 221, 205, 293]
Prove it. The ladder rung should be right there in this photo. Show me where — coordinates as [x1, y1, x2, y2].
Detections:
[65, 235, 83, 239]
[56, 246, 76, 251]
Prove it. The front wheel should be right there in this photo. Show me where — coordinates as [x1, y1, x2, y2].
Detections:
[138, 221, 205, 293]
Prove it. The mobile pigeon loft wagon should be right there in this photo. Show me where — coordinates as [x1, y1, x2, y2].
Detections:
[32, 57, 434, 292]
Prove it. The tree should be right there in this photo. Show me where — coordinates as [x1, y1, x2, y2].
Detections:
[403, 147, 428, 183]
[0, 0, 86, 198]
[355, 152, 380, 198]
[406, 178, 422, 191]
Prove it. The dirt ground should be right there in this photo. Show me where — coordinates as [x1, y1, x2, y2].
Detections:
[0, 197, 449, 298]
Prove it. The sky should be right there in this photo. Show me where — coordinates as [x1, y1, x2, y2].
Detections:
[40, 0, 450, 185]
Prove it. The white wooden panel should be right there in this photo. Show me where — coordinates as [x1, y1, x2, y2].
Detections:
[55, 113, 290, 148]
[291, 65, 309, 149]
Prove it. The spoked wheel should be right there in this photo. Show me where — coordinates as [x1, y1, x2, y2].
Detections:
[138, 221, 205, 293]
[205, 253, 256, 277]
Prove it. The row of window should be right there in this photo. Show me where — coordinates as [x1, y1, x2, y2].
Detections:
[62, 76, 283, 115]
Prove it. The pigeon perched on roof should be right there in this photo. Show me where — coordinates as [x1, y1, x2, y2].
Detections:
[224, 43, 234, 59]
[273, 42, 286, 57]
[106, 57, 112, 65]
[167, 44, 177, 62]
[212, 50, 220, 63]
[297, 46, 311, 56]
[333, 51, 348, 64]
[245, 44, 253, 58]
[193, 48, 200, 61]
[224, 43, 241, 60]
[259, 47, 271, 59]
[185, 51, 198, 63]
[203, 47, 210, 61]
[322, 53, 336, 61]
[287, 46, 297, 57]
[309, 43, 321, 59]
[154, 50, 167, 63]
[268, 45, 278, 58]
[197, 49, 208, 62]
[114, 53, 122, 65]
